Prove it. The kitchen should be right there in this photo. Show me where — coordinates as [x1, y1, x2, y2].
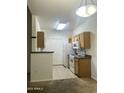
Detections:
[27, 0, 97, 92]
[2, 0, 123, 93]
[29, 15, 96, 81]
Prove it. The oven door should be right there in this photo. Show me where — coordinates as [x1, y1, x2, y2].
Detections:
[69, 55, 75, 73]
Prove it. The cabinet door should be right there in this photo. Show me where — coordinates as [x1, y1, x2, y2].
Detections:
[79, 59, 91, 77]
[79, 33, 84, 48]
[72, 36, 75, 42]
[37, 32, 44, 48]
[83, 32, 90, 48]
[75, 35, 80, 41]
[68, 37, 72, 43]
[79, 32, 90, 49]
[75, 59, 79, 76]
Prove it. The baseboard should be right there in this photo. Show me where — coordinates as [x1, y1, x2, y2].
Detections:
[30, 79, 52, 82]
[91, 75, 97, 81]
[52, 64, 63, 66]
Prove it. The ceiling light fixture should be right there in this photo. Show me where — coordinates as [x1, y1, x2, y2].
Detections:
[76, 0, 97, 17]
[56, 23, 67, 30]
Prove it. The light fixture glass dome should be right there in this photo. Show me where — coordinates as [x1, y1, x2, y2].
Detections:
[76, 5, 96, 17]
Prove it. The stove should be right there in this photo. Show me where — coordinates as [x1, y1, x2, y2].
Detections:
[69, 55, 75, 73]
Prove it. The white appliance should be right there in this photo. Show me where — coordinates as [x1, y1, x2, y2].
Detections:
[69, 55, 75, 73]
[72, 41, 80, 49]
[64, 43, 74, 67]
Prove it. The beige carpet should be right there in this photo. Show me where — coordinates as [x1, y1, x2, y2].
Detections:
[28, 78, 96, 93]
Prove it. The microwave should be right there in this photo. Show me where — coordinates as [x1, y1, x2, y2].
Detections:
[72, 41, 80, 49]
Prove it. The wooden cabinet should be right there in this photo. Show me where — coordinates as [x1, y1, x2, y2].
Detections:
[75, 59, 79, 75]
[68, 37, 72, 43]
[37, 32, 44, 48]
[74, 35, 80, 41]
[72, 36, 75, 42]
[68, 32, 90, 49]
[68, 36, 79, 43]
[79, 32, 90, 49]
[75, 56, 91, 78]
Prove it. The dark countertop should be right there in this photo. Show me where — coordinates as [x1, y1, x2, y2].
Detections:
[31, 51, 54, 53]
[74, 55, 91, 59]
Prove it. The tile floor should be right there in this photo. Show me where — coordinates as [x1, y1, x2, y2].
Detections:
[52, 65, 77, 80]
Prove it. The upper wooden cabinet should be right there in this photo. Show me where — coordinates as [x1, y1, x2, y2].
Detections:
[72, 36, 75, 42]
[68, 37, 72, 43]
[74, 35, 80, 41]
[79, 32, 90, 49]
[37, 32, 44, 48]
[68, 35, 80, 43]
[68, 32, 91, 49]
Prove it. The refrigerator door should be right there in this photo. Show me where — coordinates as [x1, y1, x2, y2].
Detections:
[63, 43, 73, 67]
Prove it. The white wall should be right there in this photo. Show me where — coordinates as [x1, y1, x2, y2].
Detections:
[31, 53, 53, 81]
[73, 14, 97, 80]
[32, 15, 37, 51]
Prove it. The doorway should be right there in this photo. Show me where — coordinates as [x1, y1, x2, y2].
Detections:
[45, 37, 64, 65]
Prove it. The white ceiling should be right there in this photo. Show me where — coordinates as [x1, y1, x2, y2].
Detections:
[27, 0, 96, 31]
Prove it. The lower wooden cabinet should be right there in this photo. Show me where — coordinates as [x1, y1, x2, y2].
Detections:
[75, 56, 91, 78]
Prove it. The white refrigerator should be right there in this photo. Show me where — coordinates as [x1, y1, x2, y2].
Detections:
[63, 43, 73, 68]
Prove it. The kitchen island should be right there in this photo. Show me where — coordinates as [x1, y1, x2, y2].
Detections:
[31, 51, 54, 82]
